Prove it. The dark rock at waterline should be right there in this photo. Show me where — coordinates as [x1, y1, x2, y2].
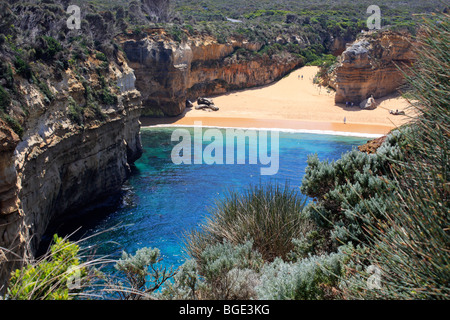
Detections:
[197, 97, 214, 106]
[195, 104, 219, 111]
[186, 99, 194, 108]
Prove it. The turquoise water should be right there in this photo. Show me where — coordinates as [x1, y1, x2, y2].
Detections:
[81, 127, 367, 269]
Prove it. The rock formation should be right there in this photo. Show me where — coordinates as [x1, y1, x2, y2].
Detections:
[121, 34, 193, 117]
[329, 30, 415, 105]
[120, 32, 303, 117]
[0, 51, 143, 286]
[195, 97, 219, 111]
[360, 95, 378, 109]
[358, 136, 388, 154]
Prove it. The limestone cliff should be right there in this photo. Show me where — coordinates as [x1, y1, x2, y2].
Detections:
[120, 32, 303, 117]
[329, 30, 415, 105]
[0, 51, 143, 285]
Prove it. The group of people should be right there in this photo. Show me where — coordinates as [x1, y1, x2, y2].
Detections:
[345, 101, 355, 107]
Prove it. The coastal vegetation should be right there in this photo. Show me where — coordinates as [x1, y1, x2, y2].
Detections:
[1, 0, 448, 301]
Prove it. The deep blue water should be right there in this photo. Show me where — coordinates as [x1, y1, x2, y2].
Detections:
[81, 127, 367, 269]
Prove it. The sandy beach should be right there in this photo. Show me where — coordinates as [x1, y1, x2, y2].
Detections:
[142, 66, 412, 136]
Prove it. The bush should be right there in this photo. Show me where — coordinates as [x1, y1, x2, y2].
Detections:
[340, 13, 450, 300]
[112, 247, 176, 300]
[0, 85, 10, 112]
[2, 114, 23, 138]
[67, 97, 84, 125]
[197, 240, 263, 299]
[300, 131, 406, 246]
[14, 56, 32, 79]
[99, 88, 117, 105]
[36, 36, 63, 61]
[256, 247, 349, 300]
[184, 183, 310, 262]
[160, 241, 262, 300]
[6, 235, 87, 300]
[159, 259, 199, 300]
[95, 52, 108, 62]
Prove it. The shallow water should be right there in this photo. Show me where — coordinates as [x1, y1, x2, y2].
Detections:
[80, 127, 367, 269]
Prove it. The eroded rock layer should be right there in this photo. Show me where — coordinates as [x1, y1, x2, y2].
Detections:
[0, 52, 143, 284]
[329, 30, 415, 105]
[121, 33, 303, 117]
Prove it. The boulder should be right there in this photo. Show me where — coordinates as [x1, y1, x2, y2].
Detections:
[360, 95, 378, 109]
[195, 104, 219, 111]
[186, 99, 194, 108]
[197, 97, 214, 106]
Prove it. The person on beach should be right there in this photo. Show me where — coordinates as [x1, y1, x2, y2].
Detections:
[344, 117, 347, 124]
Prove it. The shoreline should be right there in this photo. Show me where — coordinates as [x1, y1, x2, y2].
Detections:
[141, 117, 387, 138]
[141, 66, 411, 138]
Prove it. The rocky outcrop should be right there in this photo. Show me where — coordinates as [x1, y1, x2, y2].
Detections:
[358, 136, 387, 154]
[187, 46, 301, 100]
[360, 95, 378, 109]
[0, 120, 28, 286]
[195, 97, 219, 111]
[0, 52, 143, 286]
[329, 35, 356, 56]
[120, 32, 303, 117]
[330, 30, 415, 105]
[121, 35, 193, 117]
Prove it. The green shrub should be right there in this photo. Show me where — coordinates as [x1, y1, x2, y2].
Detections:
[300, 130, 406, 246]
[159, 259, 199, 300]
[0, 62, 14, 88]
[68, 99, 84, 125]
[185, 183, 310, 262]
[161, 241, 263, 300]
[2, 114, 24, 138]
[0, 85, 10, 112]
[7, 235, 87, 300]
[95, 52, 108, 62]
[99, 88, 117, 105]
[197, 240, 263, 299]
[33, 75, 54, 102]
[36, 36, 63, 61]
[14, 56, 32, 79]
[256, 247, 349, 300]
[113, 247, 176, 300]
[168, 25, 187, 43]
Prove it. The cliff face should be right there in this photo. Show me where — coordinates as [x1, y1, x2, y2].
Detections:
[0, 52, 143, 284]
[121, 33, 303, 117]
[122, 35, 193, 117]
[330, 30, 415, 105]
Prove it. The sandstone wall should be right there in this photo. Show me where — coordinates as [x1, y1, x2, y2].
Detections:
[330, 30, 415, 105]
[0, 52, 143, 286]
[121, 34, 303, 117]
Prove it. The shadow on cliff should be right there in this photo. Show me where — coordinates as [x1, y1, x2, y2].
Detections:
[36, 166, 142, 258]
